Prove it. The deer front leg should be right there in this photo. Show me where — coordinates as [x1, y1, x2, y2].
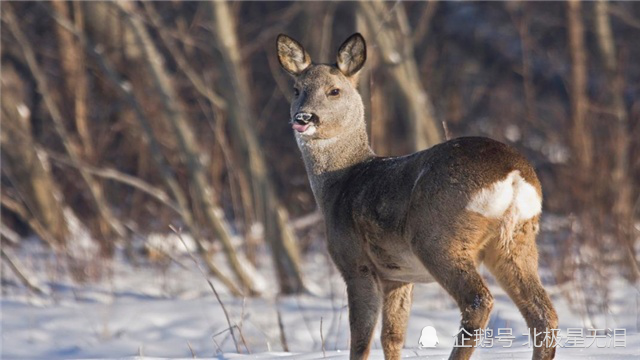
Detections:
[381, 281, 414, 360]
[346, 264, 382, 360]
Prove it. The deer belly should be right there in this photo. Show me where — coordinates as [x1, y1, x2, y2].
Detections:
[367, 243, 435, 283]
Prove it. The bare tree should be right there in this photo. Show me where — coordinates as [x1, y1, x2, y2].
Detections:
[4, 4, 126, 254]
[594, 0, 638, 279]
[211, 0, 306, 294]
[567, 0, 593, 186]
[1, 0, 637, 304]
[1, 61, 68, 247]
[358, 0, 442, 151]
[506, 1, 538, 125]
[46, 1, 246, 296]
[51, 1, 92, 160]
[116, 1, 260, 295]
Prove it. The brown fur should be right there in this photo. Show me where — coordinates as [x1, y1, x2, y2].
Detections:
[277, 33, 558, 360]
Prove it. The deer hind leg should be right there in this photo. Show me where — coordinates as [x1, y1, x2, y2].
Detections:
[345, 264, 382, 360]
[484, 219, 558, 360]
[414, 235, 494, 360]
[381, 281, 414, 360]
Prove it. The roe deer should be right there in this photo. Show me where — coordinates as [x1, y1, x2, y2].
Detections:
[277, 33, 558, 360]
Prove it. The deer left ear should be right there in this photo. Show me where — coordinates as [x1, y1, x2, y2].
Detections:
[336, 33, 366, 78]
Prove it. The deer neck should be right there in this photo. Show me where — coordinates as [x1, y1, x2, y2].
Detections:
[296, 124, 373, 207]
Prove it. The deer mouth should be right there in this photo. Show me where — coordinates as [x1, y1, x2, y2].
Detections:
[293, 122, 317, 136]
[292, 121, 311, 133]
[292, 113, 317, 134]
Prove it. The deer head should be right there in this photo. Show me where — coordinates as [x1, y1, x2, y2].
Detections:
[277, 33, 367, 140]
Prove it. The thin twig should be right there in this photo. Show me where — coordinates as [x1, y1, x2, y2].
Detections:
[244, 318, 272, 352]
[1, 247, 49, 296]
[296, 293, 318, 348]
[0, 222, 20, 245]
[608, 4, 640, 30]
[290, 211, 323, 231]
[368, 0, 403, 41]
[211, 0, 305, 295]
[359, 0, 443, 149]
[120, 1, 259, 295]
[44, 6, 245, 296]
[141, 239, 190, 271]
[170, 225, 241, 353]
[442, 121, 451, 141]
[198, 97, 253, 236]
[275, 298, 289, 352]
[4, 4, 126, 240]
[0, 190, 57, 249]
[237, 297, 251, 354]
[318, 2, 336, 63]
[412, 1, 439, 46]
[142, 2, 227, 110]
[45, 150, 182, 215]
[186, 341, 196, 358]
[237, 3, 302, 58]
[212, 336, 223, 355]
[320, 317, 326, 357]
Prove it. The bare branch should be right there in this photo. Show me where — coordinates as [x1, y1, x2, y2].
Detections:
[117, 1, 259, 295]
[412, 0, 439, 46]
[359, 0, 443, 150]
[1, 246, 49, 296]
[44, 150, 182, 215]
[4, 4, 126, 247]
[567, 0, 593, 175]
[142, 2, 228, 111]
[211, 0, 306, 294]
[46, 4, 245, 296]
[0, 191, 58, 250]
[170, 225, 241, 352]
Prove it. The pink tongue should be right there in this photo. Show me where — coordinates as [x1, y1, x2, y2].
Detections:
[292, 123, 310, 132]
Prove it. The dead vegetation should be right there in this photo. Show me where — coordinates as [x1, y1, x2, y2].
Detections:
[1, 1, 638, 305]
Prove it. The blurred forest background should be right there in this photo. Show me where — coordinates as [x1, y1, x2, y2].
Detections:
[1, 0, 639, 303]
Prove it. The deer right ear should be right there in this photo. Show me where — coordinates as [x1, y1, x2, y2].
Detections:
[277, 34, 311, 76]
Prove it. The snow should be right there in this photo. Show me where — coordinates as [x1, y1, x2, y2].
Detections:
[1, 239, 639, 359]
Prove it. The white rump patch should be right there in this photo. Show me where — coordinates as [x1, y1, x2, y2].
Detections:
[466, 171, 541, 221]
[514, 177, 543, 219]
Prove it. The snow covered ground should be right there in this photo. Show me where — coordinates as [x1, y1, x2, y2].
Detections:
[1, 238, 639, 359]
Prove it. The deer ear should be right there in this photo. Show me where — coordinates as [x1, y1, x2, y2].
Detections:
[336, 33, 366, 77]
[277, 34, 311, 76]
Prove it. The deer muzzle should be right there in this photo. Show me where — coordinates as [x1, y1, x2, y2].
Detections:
[292, 112, 317, 133]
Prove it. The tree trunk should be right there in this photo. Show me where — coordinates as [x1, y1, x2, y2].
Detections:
[506, 1, 538, 125]
[211, 0, 306, 294]
[594, 0, 637, 279]
[0, 61, 69, 247]
[5, 4, 125, 254]
[567, 0, 593, 185]
[50, 1, 92, 160]
[116, 1, 259, 295]
[52, 3, 243, 295]
[358, 0, 442, 151]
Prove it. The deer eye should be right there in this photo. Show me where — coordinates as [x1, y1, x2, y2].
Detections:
[328, 88, 340, 97]
[293, 88, 300, 97]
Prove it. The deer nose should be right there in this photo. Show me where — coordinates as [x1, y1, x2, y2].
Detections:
[294, 112, 313, 124]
